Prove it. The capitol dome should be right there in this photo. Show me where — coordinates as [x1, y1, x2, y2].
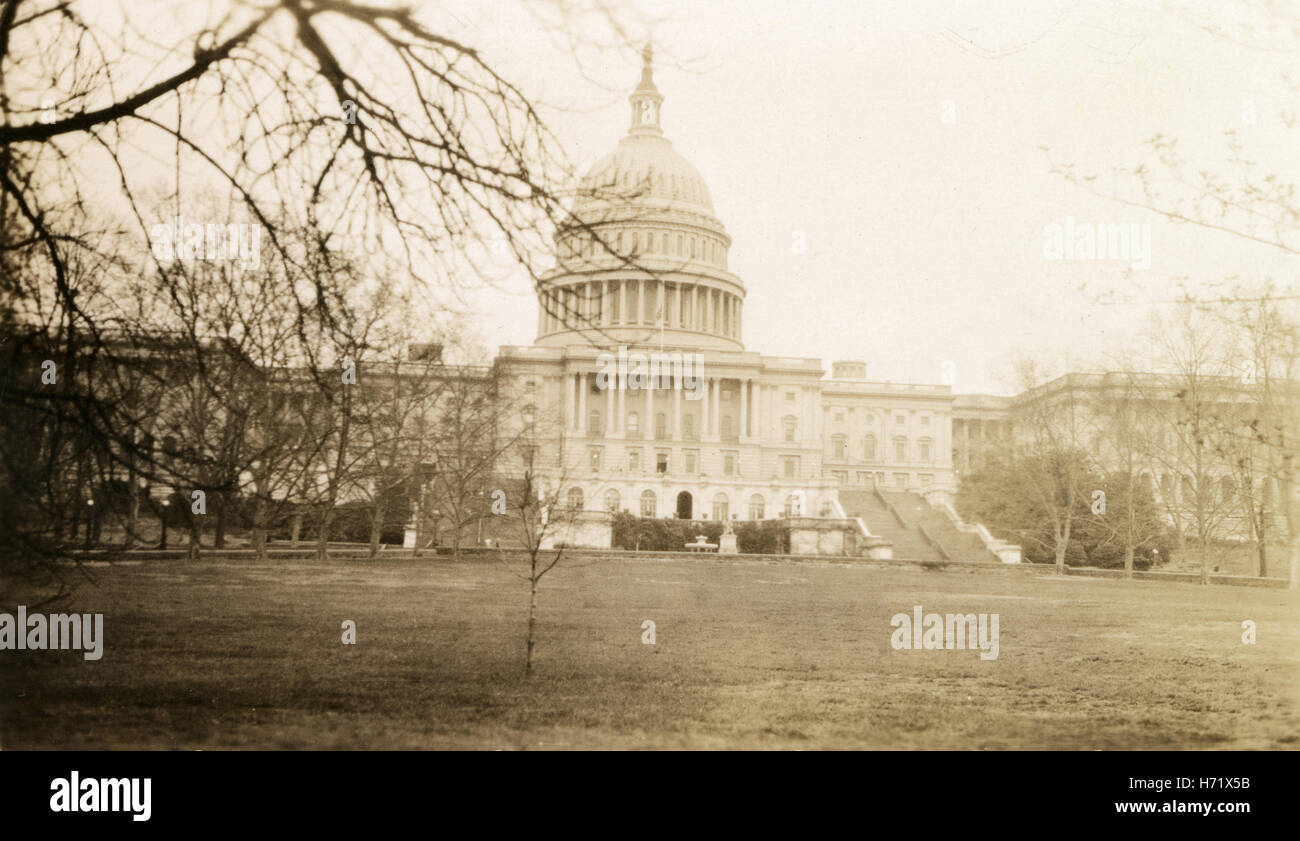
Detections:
[536, 45, 745, 353]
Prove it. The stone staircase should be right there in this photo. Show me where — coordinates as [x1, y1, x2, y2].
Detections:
[837, 488, 1003, 563]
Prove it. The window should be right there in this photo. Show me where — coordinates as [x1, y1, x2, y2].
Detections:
[654, 412, 667, 439]
[785, 391, 795, 401]
[684, 450, 698, 473]
[722, 389, 733, 400]
[919, 438, 932, 462]
[895, 414, 905, 425]
[627, 411, 640, 435]
[784, 494, 801, 517]
[640, 489, 656, 517]
[831, 434, 847, 461]
[834, 411, 845, 424]
[656, 451, 669, 474]
[628, 449, 641, 472]
[588, 409, 602, 435]
[921, 415, 930, 426]
[894, 438, 907, 461]
[566, 487, 584, 510]
[682, 414, 696, 439]
[748, 494, 765, 520]
[723, 452, 736, 476]
[588, 447, 602, 472]
[782, 415, 797, 443]
[604, 489, 621, 513]
[782, 456, 799, 478]
[712, 493, 729, 522]
[863, 434, 876, 461]
[894, 473, 908, 488]
[721, 415, 734, 440]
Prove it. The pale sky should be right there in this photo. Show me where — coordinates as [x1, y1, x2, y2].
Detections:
[447, 0, 1298, 394]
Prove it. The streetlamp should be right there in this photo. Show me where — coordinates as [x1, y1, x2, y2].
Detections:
[431, 509, 440, 549]
[84, 498, 95, 551]
[160, 498, 170, 549]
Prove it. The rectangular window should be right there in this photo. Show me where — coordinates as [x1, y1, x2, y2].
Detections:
[684, 450, 698, 473]
[723, 452, 736, 476]
[656, 452, 669, 474]
[895, 441, 907, 461]
[783, 456, 799, 478]
[895, 414, 905, 425]
[588, 447, 602, 473]
[628, 449, 641, 473]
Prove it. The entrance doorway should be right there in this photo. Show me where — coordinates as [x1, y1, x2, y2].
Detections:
[676, 491, 693, 519]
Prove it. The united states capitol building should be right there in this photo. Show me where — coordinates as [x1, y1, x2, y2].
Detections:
[492, 49, 1014, 560]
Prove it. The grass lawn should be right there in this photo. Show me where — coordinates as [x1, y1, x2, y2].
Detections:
[2, 553, 1298, 748]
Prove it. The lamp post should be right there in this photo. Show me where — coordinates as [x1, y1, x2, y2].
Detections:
[431, 509, 440, 549]
[84, 498, 95, 551]
[160, 498, 170, 549]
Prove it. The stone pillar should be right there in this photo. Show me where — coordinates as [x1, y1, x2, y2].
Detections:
[565, 371, 575, 430]
[617, 371, 625, 434]
[672, 380, 681, 440]
[577, 372, 587, 435]
[740, 377, 749, 440]
[701, 377, 710, 441]
[712, 377, 721, 437]
[606, 368, 615, 436]
[646, 382, 655, 441]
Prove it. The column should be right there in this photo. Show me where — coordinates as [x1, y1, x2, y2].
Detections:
[564, 371, 575, 429]
[646, 383, 655, 441]
[606, 368, 615, 436]
[672, 381, 681, 440]
[704, 287, 712, 334]
[739, 377, 749, 440]
[577, 372, 587, 434]
[701, 377, 710, 441]
[617, 372, 625, 434]
[712, 377, 721, 437]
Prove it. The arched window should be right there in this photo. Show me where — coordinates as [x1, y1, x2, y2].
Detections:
[748, 494, 765, 520]
[690, 237, 697, 258]
[640, 489, 656, 518]
[627, 411, 640, 435]
[863, 434, 876, 461]
[604, 489, 621, 513]
[588, 409, 602, 435]
[655, 412, 667, 439]
[782, 415, 797, 443]
[831, 434, 847, 461]
[784, 493, 802, 517]
[566, 487, 584, 510]
[712, 493, 729, 522]
[676, 234, 683, 256]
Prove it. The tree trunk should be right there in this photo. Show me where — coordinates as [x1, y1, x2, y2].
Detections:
[187, 518, 201, 561]
[368, 506, 383, 558]
[125, 476, 140, 549]
[214, 492, 227, 549]
[1124, 544, 1134, 579]
[525, 572, 539, 675]
[316, 506, 331, 561]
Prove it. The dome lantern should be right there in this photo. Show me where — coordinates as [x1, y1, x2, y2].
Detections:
[628, 43, 664, 137]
